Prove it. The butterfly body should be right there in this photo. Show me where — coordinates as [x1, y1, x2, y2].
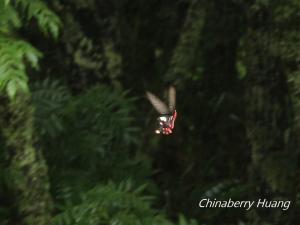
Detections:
[146, 86, 177, 135]
[155, 110, 177, 135]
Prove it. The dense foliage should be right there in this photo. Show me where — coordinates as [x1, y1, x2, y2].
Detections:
[0, 0, 299, 225]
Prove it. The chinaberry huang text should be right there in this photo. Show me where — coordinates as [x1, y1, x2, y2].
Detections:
[198, 198, 290, 211]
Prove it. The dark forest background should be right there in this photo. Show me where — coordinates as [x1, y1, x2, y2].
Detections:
[0, 0, 300, 225]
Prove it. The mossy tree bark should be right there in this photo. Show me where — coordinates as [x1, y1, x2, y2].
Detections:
[1, 94, 53, 225]
[164, 0, 205, 84]
[196, 0, 247, 186]
[200, 0, 246, 149]
[244, 1, 298, 224]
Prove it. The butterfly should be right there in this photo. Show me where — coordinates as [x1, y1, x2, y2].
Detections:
[146, 86, 177, 135]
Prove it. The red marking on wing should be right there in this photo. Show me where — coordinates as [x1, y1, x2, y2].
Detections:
[170, 110, 177, 129]
[163, 128, 172, 135]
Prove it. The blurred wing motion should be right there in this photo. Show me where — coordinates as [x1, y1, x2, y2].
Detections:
[168, 86, 176, 112]
[146, 91, 169, 114]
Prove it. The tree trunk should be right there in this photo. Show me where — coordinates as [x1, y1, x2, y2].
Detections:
[198, 0, 247, 182]
[165, 0, 205, 84]
[244, 2, 297, 224]
[1, 95, 53, 225]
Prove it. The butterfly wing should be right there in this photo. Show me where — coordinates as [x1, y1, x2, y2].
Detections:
[168, 86, 176, 112]
[146, 91, 170, 115]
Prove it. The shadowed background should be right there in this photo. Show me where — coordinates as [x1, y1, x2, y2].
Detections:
[0, 0, 299, 225]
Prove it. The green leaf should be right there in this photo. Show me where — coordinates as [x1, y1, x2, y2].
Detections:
[0, 37, 41, 98]
[25, 49, 42, 69]
[15, 0, 62, 38]
[236, 60, 247, 79]
[6, 80, 18, 99]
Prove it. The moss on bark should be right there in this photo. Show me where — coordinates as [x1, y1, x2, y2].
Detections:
[1, 94, 53, 225]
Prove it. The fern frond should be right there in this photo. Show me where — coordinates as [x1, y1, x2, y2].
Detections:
[15, 0, 61, 38]
[62, 85, 139, 152]
[31, 79, 71, 137]
[0, 36, 42, 98]
[40, 85, 145, 189]
[0, 1, 21, 33]
[52, 181, 198, 225]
